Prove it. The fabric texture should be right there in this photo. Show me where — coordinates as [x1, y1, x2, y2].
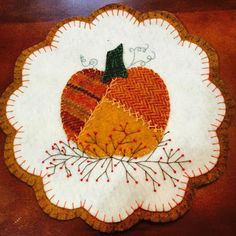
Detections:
[61, 68, 107, 141]
[77, 97, 163, 158]
[106, 67, 170, 130]
[102, 44, 128, 83]
[0, 4, 228, 232]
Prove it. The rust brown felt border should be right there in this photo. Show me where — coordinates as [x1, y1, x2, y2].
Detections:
[0, 3, 233, 233]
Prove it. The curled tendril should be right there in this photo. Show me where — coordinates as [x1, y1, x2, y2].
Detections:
[128, 44, 156, 67]
[80, 55, 98, 68]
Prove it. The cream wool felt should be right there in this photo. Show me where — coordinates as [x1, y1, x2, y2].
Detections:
[5, 9, 225, 223]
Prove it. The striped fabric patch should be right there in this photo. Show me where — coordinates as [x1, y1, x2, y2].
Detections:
[61, 68, 108, 141]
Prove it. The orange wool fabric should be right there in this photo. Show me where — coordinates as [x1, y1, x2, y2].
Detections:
[106, 67, 170, 129]
[61, 69, 107, 141]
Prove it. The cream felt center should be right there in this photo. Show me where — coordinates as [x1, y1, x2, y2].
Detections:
[6, 9, 225, 223]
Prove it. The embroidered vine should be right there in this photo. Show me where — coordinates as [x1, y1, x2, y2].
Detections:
[43, 126, 190, 192]
[79, 44, 156, 70]
[128, 44, 156, 67]
[80, 55, 98, 68]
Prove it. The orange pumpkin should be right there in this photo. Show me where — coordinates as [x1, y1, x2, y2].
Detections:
[61, 44, 170, 158]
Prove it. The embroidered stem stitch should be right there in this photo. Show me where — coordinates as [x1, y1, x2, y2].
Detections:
[128, 44, 156, 67]
[43, 128, 190, 192]
[80, 55, 98, 68]
[79, 43, 156, 69]
[0, 4, 228, 232]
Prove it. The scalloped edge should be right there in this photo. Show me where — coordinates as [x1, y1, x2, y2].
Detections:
[0, 3, 233, 233]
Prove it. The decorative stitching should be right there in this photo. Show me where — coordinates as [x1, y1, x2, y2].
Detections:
[106, 67, 170, 130]
[42, 131, 190, 193]
[76, 98, 164, 158]
[80, 55, 98, 68]
[128, 44, 156, 68]
[0, 4, 231, 232]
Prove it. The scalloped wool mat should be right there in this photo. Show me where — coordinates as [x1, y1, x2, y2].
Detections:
[0, 4, 230, 233]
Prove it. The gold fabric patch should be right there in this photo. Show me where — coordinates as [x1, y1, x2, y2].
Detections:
[77, 98, 163, 158]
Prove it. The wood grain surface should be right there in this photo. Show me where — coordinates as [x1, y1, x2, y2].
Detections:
[0, 1, 236, 235]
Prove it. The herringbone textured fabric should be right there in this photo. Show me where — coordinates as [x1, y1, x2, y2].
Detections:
[106, 67, 170, 129]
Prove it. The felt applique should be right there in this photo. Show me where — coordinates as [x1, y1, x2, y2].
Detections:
[61, 68, 106, 141]
[0, 4, 230, 233]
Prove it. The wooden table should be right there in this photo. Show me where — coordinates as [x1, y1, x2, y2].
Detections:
[0, 1, 236, 235]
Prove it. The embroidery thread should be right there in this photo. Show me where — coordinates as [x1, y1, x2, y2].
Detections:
[80, 55, 98, 68]
[128, 44, 156, 67]
[0, 4, 228, 232]
[43, 128, 190, 192]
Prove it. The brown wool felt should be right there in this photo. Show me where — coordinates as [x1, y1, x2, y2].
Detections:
[0, 4, 233, 233]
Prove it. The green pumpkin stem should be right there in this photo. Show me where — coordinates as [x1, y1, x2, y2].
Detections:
[102, 44, 128, 83]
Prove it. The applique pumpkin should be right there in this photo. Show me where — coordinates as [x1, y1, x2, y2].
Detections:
[61, 44, 170, 158]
